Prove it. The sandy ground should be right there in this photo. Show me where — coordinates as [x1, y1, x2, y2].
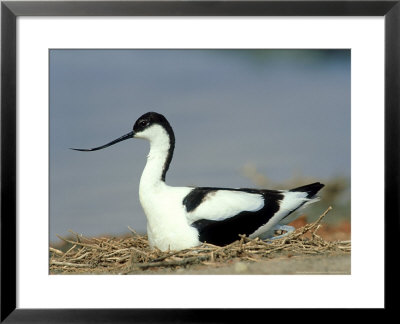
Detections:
[127, 253, 350, 275]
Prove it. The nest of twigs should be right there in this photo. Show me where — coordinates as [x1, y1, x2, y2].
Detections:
[49, 206, 350, 274]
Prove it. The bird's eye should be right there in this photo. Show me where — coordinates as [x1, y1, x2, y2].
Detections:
[139, 120, 148, 127]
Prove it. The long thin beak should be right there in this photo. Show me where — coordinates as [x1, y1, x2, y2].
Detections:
[70, 131, 134, 152]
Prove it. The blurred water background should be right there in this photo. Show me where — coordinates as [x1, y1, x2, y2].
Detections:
[50, 49, 350, 243]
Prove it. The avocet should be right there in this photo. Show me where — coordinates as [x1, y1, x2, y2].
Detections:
[72, 112, 324, 251]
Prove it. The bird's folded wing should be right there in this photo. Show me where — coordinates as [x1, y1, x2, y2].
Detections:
[184, 189, 264, 223]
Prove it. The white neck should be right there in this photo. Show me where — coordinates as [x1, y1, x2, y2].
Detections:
[138, 125, 173, 190]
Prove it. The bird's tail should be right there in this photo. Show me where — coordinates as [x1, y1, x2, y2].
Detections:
[277, 182, 325, 226]
[289, 182, 325, 199]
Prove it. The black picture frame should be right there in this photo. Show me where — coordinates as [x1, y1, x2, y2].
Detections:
[1, 0, 398, 321]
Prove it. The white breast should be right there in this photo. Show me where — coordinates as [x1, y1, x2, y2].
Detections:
[139, 183, 200, 251]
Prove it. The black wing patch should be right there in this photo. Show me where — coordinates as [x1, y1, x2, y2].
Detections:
[182, 188, 217, 212]
[190, 190, 284, 246]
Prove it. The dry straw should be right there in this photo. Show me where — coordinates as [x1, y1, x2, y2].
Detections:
[49, 206, 350, 274]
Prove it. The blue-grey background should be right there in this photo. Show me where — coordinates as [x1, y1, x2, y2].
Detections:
[50, 49, 350, 243]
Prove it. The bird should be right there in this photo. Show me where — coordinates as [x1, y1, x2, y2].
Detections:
[72, 112, 324, 251]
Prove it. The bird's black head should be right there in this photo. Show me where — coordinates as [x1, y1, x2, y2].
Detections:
[133, 112, 170, 134]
